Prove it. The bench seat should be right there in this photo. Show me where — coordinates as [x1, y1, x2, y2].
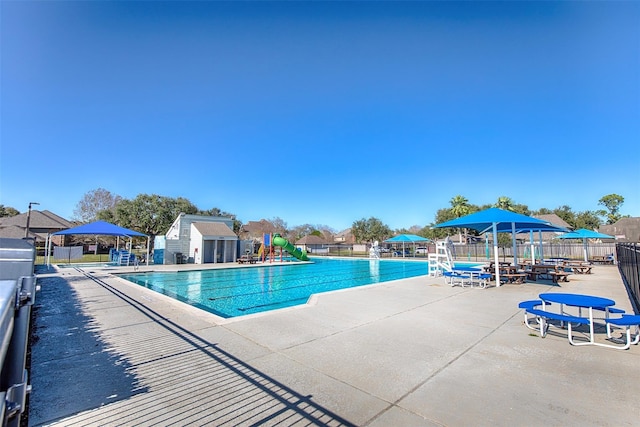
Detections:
[526, 308, 590, 325]
[501, 273, 527, 284]
[525, 307, 590, 344]
[548, 271, 570, 283]
[518, 300, 550, 330]
[604, 315, 640, 350]
[444, 271, 470, 286]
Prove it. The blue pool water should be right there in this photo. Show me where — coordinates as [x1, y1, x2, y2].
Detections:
[118, 258, 479, 318]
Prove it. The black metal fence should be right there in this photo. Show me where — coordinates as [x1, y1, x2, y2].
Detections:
[616, 243, 640, 312]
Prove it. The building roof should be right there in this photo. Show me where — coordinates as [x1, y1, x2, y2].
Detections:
[192, 222, 238, 239]
[241, 220, 277, 235]
[509, 213, 570, 241]
[334, 228, 355, 243]
[296, 235, 327, 245]
[599, 217, 640, 242]
[0, 210, 74, 230]
[0, 225, 45, 241]
[534, 214, 571, 229]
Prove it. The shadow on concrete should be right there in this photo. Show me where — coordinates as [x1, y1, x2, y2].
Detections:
[28, 274, 148, 425]
[30, 269, 356, 426]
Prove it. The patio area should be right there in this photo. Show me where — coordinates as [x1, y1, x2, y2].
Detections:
[29, 262, 639, 426]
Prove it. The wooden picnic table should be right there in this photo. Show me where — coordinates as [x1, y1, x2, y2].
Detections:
[237, 255, 257, 264]
[484, 264, 527, 284]
[527, 264, 570, 283]
[562, 261, 592, 274]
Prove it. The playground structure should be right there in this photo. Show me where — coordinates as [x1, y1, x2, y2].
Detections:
[258, 233, 309, 262]
[428, 238, 454, 276]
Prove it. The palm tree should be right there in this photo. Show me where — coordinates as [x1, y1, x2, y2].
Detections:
[495, 196, 515, 211]
[450, 195, 471, 243]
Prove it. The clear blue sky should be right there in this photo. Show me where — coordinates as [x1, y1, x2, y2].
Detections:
[2, 1, 638, 231]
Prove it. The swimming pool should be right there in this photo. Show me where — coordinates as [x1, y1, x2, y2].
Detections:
[118, 258, 463, 318]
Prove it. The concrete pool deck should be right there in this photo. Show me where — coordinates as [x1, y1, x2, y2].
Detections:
[29, 261, 640, 426]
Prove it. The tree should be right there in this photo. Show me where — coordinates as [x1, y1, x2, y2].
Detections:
[110, 194, 198, 247]
[511, 203, 531, 216]
[494, 196, 515, 211]
[450, 195, 471, 217]
[269, 217, 289, 238]
[598, 194, 624, 224]
[351, 217, 391, 244]
[450, 195, 472, 243]
[0, 205, 20, 217]
[553, 205, 576, 228]
[574, 211, 602, 230]
[317, 225, 336, 243]
[74, 188, 122, 222]
[289, 224, 316, 241]
[534, 207, 553, 215]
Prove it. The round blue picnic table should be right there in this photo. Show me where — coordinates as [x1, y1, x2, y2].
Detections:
[539, 293, 616, 346]
[539, 293, 615, 309]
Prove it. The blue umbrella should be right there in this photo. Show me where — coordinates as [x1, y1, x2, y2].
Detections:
[384, 234, 429, 258]
[434, 208, 567, 285]
[558, 229, 614, 262]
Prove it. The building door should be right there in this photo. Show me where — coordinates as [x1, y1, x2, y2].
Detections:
[203, 240, 215, 263]
[216, 240, 225, 263]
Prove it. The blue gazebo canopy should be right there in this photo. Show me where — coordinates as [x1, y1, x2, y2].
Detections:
[53, 220, 147, 237]
[434, 208, 556, 234]
[558, 228, 614, 240]
[49, 221, 148, 266]
[433, 208, 567, 286]
[384, 234, 429, 243]
[558, 228, 614, 262]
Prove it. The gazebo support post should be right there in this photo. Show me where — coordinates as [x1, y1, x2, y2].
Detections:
[493, 222, 500, 287]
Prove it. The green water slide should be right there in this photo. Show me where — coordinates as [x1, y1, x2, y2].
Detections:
[272, 234, 309, 261]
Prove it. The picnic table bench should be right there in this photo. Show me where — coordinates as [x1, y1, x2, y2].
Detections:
[589, 255, 615, 265]
[501, 273, 527, 284]
[562, 261, 592, 274]
[237, 255, 257, 264]
[519, 294, 639, 349]
[526, 265, 570, 283]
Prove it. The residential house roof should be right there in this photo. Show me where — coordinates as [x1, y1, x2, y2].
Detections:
[599, 217, 640, 242]
[535, 214, 571, 230]
[0, 225, 44, 241]
[296, 235, 327, 245]
[511, 213, 571, 241]
[334, 228, 355, 244]
[0, 210, 74, 230]
[0, 210, 75, 243]
[239, 219, 278, 241]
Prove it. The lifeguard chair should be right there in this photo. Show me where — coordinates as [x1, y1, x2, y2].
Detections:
[428, 238, 454, 277]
